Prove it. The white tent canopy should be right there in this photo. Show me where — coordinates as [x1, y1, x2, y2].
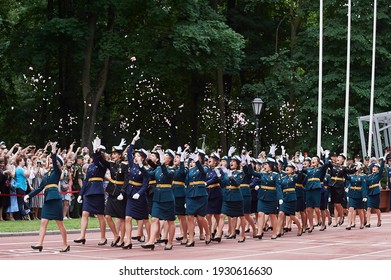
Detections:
[358, 111, 391, 158]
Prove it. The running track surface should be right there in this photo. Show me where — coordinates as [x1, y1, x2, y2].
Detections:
[1, 213, 390, 260]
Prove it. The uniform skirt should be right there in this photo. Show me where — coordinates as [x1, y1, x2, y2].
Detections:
[330, 186, 345, 204]
[280, 200, 296, 216]
[82, 194, 105, 215]
[125, 195, 149, 220]
[257, 199, 278, 215]
[242, 195, 252, 214]
[207, 196, 223, 215]
[41, 199, 63, 220]
[152, 201, 175, 221]
[367, 194, 380, 209]
[320, 190, 329, 211]
[174, 196, 186, 215]
[105, 195, 126, 219]
[296, 196, 306, 212]
[222, 200, 244, 217]
[348, 197, 364, 209]
[306, 189, 321, 208]
[186, 196, 208, 217]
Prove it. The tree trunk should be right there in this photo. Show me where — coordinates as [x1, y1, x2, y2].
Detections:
[80, 11, 111, 148]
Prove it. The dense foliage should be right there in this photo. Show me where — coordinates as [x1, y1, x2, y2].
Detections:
[0, 0, 390, 157]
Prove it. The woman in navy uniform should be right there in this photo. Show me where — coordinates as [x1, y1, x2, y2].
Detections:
[295, 158, 310, 232]
[249, 155, 281, 240]
[205, 152, 223, 239]
[365, 152, 388, 227]
[212, 153, 245, 242]
[327, 153, 355, 227]
[122, 130, 150, 249]
[185, 149, 211, 247]
[172, 146, 189, 244]
[24, 141, 69, 252]
[74, 137, 109, 246]
[103, 139, 128, 247]
[141, 149, 179, 250]
[302, 152, 330, 233]
[276, 161, 303, 237]
[345, 162, 367, 229]
[249, 159, 262, 226]
[320, 170, 331, 231]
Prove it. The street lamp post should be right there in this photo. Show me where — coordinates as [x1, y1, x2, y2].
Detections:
[252, 98, 264, 157]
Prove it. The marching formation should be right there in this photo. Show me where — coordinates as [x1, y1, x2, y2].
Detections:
[20, 130, 390, 252]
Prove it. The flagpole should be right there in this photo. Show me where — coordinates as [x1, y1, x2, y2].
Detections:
[368, 0, 377, 157]
[343, 0, 352, 158]
[317, 0, 323, 157]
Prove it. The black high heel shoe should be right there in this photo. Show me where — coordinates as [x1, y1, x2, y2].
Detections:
[31, 245, 43, 252]
[205, 237, 212, 245]
[60, 245, 70, 253]
[98, 239, 107, 246]
[346, 226, 351, 230]
[254, 233, 263, 239]
[122, 243, 132, 249]
[115, 242, 125, 248]
[111, 236, 120, 247]
[377, 220, 382, 227]
[74, 238, 86, 245]
[132, 236, 140, 240]
[319, 225, 327, 231]
[212, 236, 222, 243]
[176, 236, 184, 241]
[141, 244, 155, 250]
[238, 237, 246, 243]
[180, 240, 188, 245]
[158, 239, 168, 244]
[185, 241, 195, 247]
[307, 227, 314, 233]
[164, 245, 173, 250]
[138, 236, 145, 242]
[226, 234, 236, 239]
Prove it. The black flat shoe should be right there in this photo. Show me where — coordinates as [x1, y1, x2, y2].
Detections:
[122, 243, 132, 249]
[164, 245, 173, 250]
[31, 245, 43, 252]
[185, 241, 195, 247]
[176, 236, 184, 241]
[141, 244, 155, 250]
[74, 238, 86, 244]
[60, 245, 70, 253]
[111, 236, 120, 247]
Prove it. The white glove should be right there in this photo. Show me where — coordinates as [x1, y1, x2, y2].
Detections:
[227, 170, 233, 177]
[324, 150, 330, 158]
[77, 196, 83, 203]
[345, 188, 349, 193]
[157, 149, 165, 163]
[92, 136, 101, 151]
[132, 193, 140, 200]
[190, 153, 199, 162]
[363, 197, 367, 202]
[241, 155, 247, 165]
[24, 195, 29, 203]
[133, 129, 141, 142]
[117, 193, 123, 201]
[269, 144, 277, 156]
[281, 146, 286, 156]
[299, 152, 304, 162]
[118, 138, 126, 149]
[246, 154, 252, 163]
[215, 168, 221, 178]
[220, 167, 228, 174]
[177, 146, 182, 154]
[228, 146, 236, 157]
[255, 185, 260, 191]
[279, 199, 283, 205]
[180, 151, 187, 162]
[328, 197, 331, 202]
